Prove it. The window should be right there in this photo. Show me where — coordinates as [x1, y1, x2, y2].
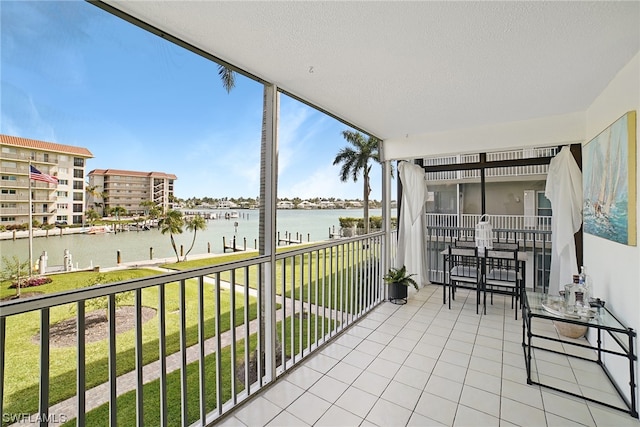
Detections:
[1, 189, 16, 195]
[74, 157, 84, 167]
[537, 191, 552, 217]
[1, 203, 17, 208]
[72, 215, 83, 224]
[1, 217, 16, 222]
[57, 215, 68, 221]
[59, 155, 68, 162]
[58, 179, 68, 185]
[73, 169, 84, 178]
[57, 191, 68, 197]
[73, 181, 84, 190]
[57, 203, 68, 209]
[1, 161, 17, 168]
[43, 153, 49, 162]
[58, 167, 68, 174]
[1, 147, 17, 154]
[73, 192, 83, 201]
[73, 203, 83, 212]
[1, 175, 17, 181]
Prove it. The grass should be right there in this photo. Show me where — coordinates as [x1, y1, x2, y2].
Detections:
[1, 269, 259, 423]
[2, 242, 376, 424]
[67, 313, 336, 426]
[164, 243, 382, 313]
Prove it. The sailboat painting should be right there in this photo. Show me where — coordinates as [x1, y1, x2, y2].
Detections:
[583, 111, 637, 246]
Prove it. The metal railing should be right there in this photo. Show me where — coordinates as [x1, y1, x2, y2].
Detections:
[426, 225, 552, 293]
[426, 213, 552, 236]
[0, 232, 385, 426]
[422, 146, 559, 181]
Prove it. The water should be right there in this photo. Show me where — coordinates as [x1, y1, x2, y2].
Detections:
[0, 209, 389, 269]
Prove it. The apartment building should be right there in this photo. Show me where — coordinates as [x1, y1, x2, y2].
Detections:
[87, 169, 177, 216]
[0, 134, 93, 226]
[421, 146, 559, 226]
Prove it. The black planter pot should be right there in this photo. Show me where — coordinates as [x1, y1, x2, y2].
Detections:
[388, 282, 408, 305]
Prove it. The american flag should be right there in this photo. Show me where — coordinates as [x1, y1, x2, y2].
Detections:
[30, 165, 59, 185]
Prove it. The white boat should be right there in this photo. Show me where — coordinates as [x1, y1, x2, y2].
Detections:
[86, 225, 113, 234]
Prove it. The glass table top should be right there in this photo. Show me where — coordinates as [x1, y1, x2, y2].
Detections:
[525, 291, 631, 333]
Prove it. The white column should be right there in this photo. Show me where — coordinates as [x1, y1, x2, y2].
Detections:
[260, 84, 279, 382]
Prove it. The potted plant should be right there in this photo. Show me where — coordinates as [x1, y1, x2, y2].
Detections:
[384, 265, 419, 305]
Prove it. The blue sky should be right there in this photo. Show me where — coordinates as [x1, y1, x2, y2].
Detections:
[1, 1, 386, 200]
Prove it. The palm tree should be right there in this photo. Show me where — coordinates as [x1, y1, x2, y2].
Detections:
[183, 215, 207, 261]
[111, 206, 127, 233]
[218, 65, 235, 93]
[159, 209, 184, 262]
[86, 185, 105, 215]
[333, 130, 382, 234]
[86, 209, 100, 225]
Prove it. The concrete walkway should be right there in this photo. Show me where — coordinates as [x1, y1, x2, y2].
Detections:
[17, 268, 346, 425]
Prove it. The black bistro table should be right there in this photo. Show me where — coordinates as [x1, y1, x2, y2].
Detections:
[522, 290, 638, 418]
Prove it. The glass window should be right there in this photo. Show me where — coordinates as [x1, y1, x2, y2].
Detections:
[1, 175, 17, 181]
[73, 180, 83, 189]
[73, 203, 83, 212]
[73, 169, 84, 178]
[73, 192, 83, 201]
[74, 157, 84, 167]
[537, 191, 552, 216]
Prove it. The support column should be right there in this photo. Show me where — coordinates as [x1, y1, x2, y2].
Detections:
[259, 84, 279, 382]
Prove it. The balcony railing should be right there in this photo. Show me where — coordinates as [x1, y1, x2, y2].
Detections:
[425, 225, 552, 293]
[0, 232, 385, 426]
[423, 146, 559, 181]
[426, 213, 552, 235]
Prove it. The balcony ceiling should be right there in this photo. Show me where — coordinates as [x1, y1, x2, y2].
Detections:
[105, 1, 639, 141]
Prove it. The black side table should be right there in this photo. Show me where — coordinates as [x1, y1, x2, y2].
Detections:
[522, 291, 637, 418]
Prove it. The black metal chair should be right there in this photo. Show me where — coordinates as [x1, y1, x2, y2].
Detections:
[484, 248, 522, 319]
[453, 239, 476, 248]
[445, 246, 481, 313]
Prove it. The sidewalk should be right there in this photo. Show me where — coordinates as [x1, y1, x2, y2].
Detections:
[17, 271, 343, 425]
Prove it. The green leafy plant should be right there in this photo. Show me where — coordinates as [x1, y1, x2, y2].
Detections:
[383, 265, 419, 291]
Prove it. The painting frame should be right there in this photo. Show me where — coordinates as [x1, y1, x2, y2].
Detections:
[583, 111, 637, 246]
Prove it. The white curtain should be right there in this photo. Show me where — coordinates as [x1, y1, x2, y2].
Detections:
[545, 146, 583, 295]
[396, 161, 429, 286]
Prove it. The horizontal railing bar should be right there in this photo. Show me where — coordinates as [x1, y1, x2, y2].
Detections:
[0, 255, 271, 316]
[274, 231, 384, 259]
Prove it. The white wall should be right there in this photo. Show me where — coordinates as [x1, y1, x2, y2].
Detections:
[584, 52, 639, 407]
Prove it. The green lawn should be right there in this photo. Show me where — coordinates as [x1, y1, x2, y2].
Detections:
[165, 244, 382, 313]
[1, 243, 377, 424]
[1, 269, 259, 422]
[67, 313, 336, 427]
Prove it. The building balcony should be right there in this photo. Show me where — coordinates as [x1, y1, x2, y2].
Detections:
[0, 232, 636, 426]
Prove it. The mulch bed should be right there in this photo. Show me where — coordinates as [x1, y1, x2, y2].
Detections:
[32, 306, 157, 348]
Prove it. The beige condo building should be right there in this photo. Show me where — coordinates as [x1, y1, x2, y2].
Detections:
[0, 134, 93, 226]
[87, 169, 177, 216]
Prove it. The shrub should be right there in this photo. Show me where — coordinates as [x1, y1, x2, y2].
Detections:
[10, 276, 53, 289]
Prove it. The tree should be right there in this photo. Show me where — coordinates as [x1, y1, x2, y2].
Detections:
[183, 215, 207, 261]
[333, 130, 382, 234]
[86, 209, 100, 225]
[86, 185, 105, 215]
[111, 206, 127, 233]
[1, 255, 30, 298]
[140, 200, 159, 226]
[159, 209, 184, 262]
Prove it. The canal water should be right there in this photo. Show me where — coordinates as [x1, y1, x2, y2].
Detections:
[0, 209, 390, 269]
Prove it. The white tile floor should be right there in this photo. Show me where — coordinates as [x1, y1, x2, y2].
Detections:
[220, 285, 640, 426]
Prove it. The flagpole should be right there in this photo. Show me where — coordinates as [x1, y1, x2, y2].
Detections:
[28, 161, 33, 278]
